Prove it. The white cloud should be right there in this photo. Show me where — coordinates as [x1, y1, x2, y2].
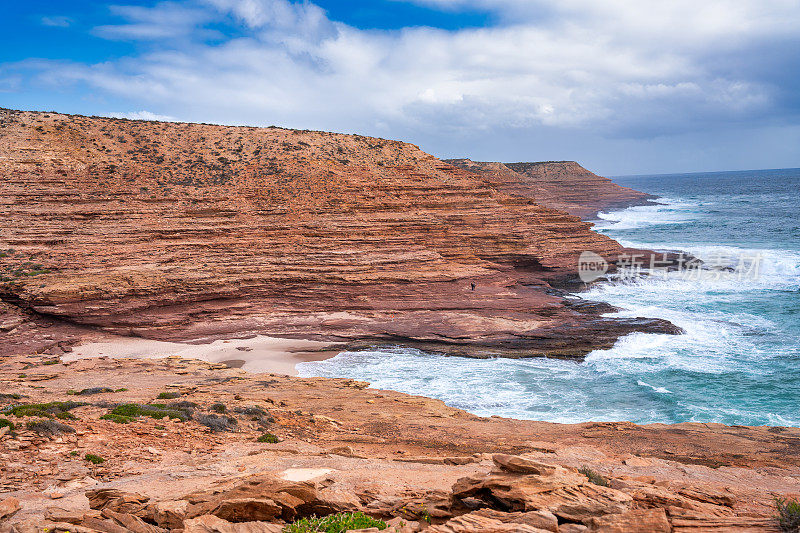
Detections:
[104, 110, 179, 121]
[41, 16, 73, 28]
[10, 0, 800, 171]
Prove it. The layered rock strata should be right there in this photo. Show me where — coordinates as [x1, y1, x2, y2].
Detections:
[0, 109, 675, 357]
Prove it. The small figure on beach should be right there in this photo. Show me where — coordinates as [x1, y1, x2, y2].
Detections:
[470, 282, 476, 291]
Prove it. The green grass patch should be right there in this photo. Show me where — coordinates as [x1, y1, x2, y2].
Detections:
[0, 418, 15, 430]
[85, 453, 105, 465]
[157, 391, 181, 399]
[210, 402, 226, 413]
[257, 432, 280, 443]
[579, 466, 610, 487]
[284, 512, 386, 533]
[776, 497, 800, 532]
[4, 401, 84, 419]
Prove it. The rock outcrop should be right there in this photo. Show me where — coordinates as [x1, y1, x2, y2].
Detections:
[445, 159, 653, 219]
[1, 352, 796, 531]
[0, 108, 676, 358]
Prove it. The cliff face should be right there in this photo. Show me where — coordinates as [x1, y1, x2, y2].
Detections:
[446, 159, 653, 218]
[0, 109, 676, 357]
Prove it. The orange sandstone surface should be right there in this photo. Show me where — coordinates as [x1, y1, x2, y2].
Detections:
[0, 352, 798, 531]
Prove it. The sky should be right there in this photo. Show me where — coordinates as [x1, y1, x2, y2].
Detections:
[2, 0, 800, 175]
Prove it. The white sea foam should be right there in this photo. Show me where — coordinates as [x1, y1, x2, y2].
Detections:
[637, 381, 672, 394]
[299, 184, 800, 427]
[593, 197, 706, 231]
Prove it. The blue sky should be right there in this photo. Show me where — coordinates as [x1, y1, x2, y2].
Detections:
[2, 0, 800, 175]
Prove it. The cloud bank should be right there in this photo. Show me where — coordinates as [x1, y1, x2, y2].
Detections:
[8, 0, 800, 173]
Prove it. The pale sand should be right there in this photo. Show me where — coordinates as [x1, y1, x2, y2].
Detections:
[63, 335, 344, 376]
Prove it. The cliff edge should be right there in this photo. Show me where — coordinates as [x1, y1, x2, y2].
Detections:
[0, 109, 675, 358]
[445, 159, 654, 219]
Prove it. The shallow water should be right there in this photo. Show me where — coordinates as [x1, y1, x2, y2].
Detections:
[298, 168, 800, 426]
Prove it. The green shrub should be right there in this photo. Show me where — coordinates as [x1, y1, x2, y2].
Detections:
[284, 512, 386, 533]
[106, 403, 189, 422]
[579, 466, 609, 487]
[0, 418, 14, 430]
[100, 413, 132, 424]
[210, 402, 226, 413]
[5, 401, 84, 419]
[85, 453, 105, 465]
[195, 413, 237, 432]
[775, 497, 800, 532]
[157, 391, 181, 400]
[257, 432, 280, 443]
[26, 420, 75, 436]
[71, 387, 114, 396]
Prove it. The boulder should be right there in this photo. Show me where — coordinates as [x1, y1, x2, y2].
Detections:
[585, 508, 670, 532]
[149, 499, 189, 529]
[184, 474, 338, 522]
[211, 499, 282, 523]
[427, 510, 555, 533]
[85, 488, 150, 516]
[492, 455, 560, 476]
[101, 508, 168, 533]
[0, 498, 21, 520]
[183, 514, 284, 533]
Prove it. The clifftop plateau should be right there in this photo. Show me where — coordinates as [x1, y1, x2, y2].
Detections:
[0, 108, 671, 357]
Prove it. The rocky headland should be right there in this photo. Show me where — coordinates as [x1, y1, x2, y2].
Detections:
[1, 109, 798, 532]
[0, 108, 675, 359]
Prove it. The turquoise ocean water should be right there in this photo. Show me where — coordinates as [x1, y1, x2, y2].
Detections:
[298, 168, 800, 426]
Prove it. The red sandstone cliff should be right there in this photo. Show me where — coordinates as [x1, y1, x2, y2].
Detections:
[0, 109, 677, 357]
[446, 159, 653, 218]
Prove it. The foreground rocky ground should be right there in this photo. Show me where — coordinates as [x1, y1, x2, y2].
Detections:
[2, 351, 798, 532]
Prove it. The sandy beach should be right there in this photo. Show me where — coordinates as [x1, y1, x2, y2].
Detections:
[63, 335, 344, 376]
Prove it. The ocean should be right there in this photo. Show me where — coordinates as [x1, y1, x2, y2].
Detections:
[297, 168, 800, 427]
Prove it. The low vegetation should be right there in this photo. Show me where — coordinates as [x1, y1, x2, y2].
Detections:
[101, 403, 190, 423]
[68, 387, 115, 396]
[26, 420, 75, 436]
[775, 497, 800, 532]
[4, 401, 84, 420]
[85, 453, 105, 465]
[0, 418, 15, 430]
[579, 466, 610, 487]
[283, 512, 386, 533]
[256, 432, 280, 443]
[157, 391, 181, 399]
[195, 413, 237, 432]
